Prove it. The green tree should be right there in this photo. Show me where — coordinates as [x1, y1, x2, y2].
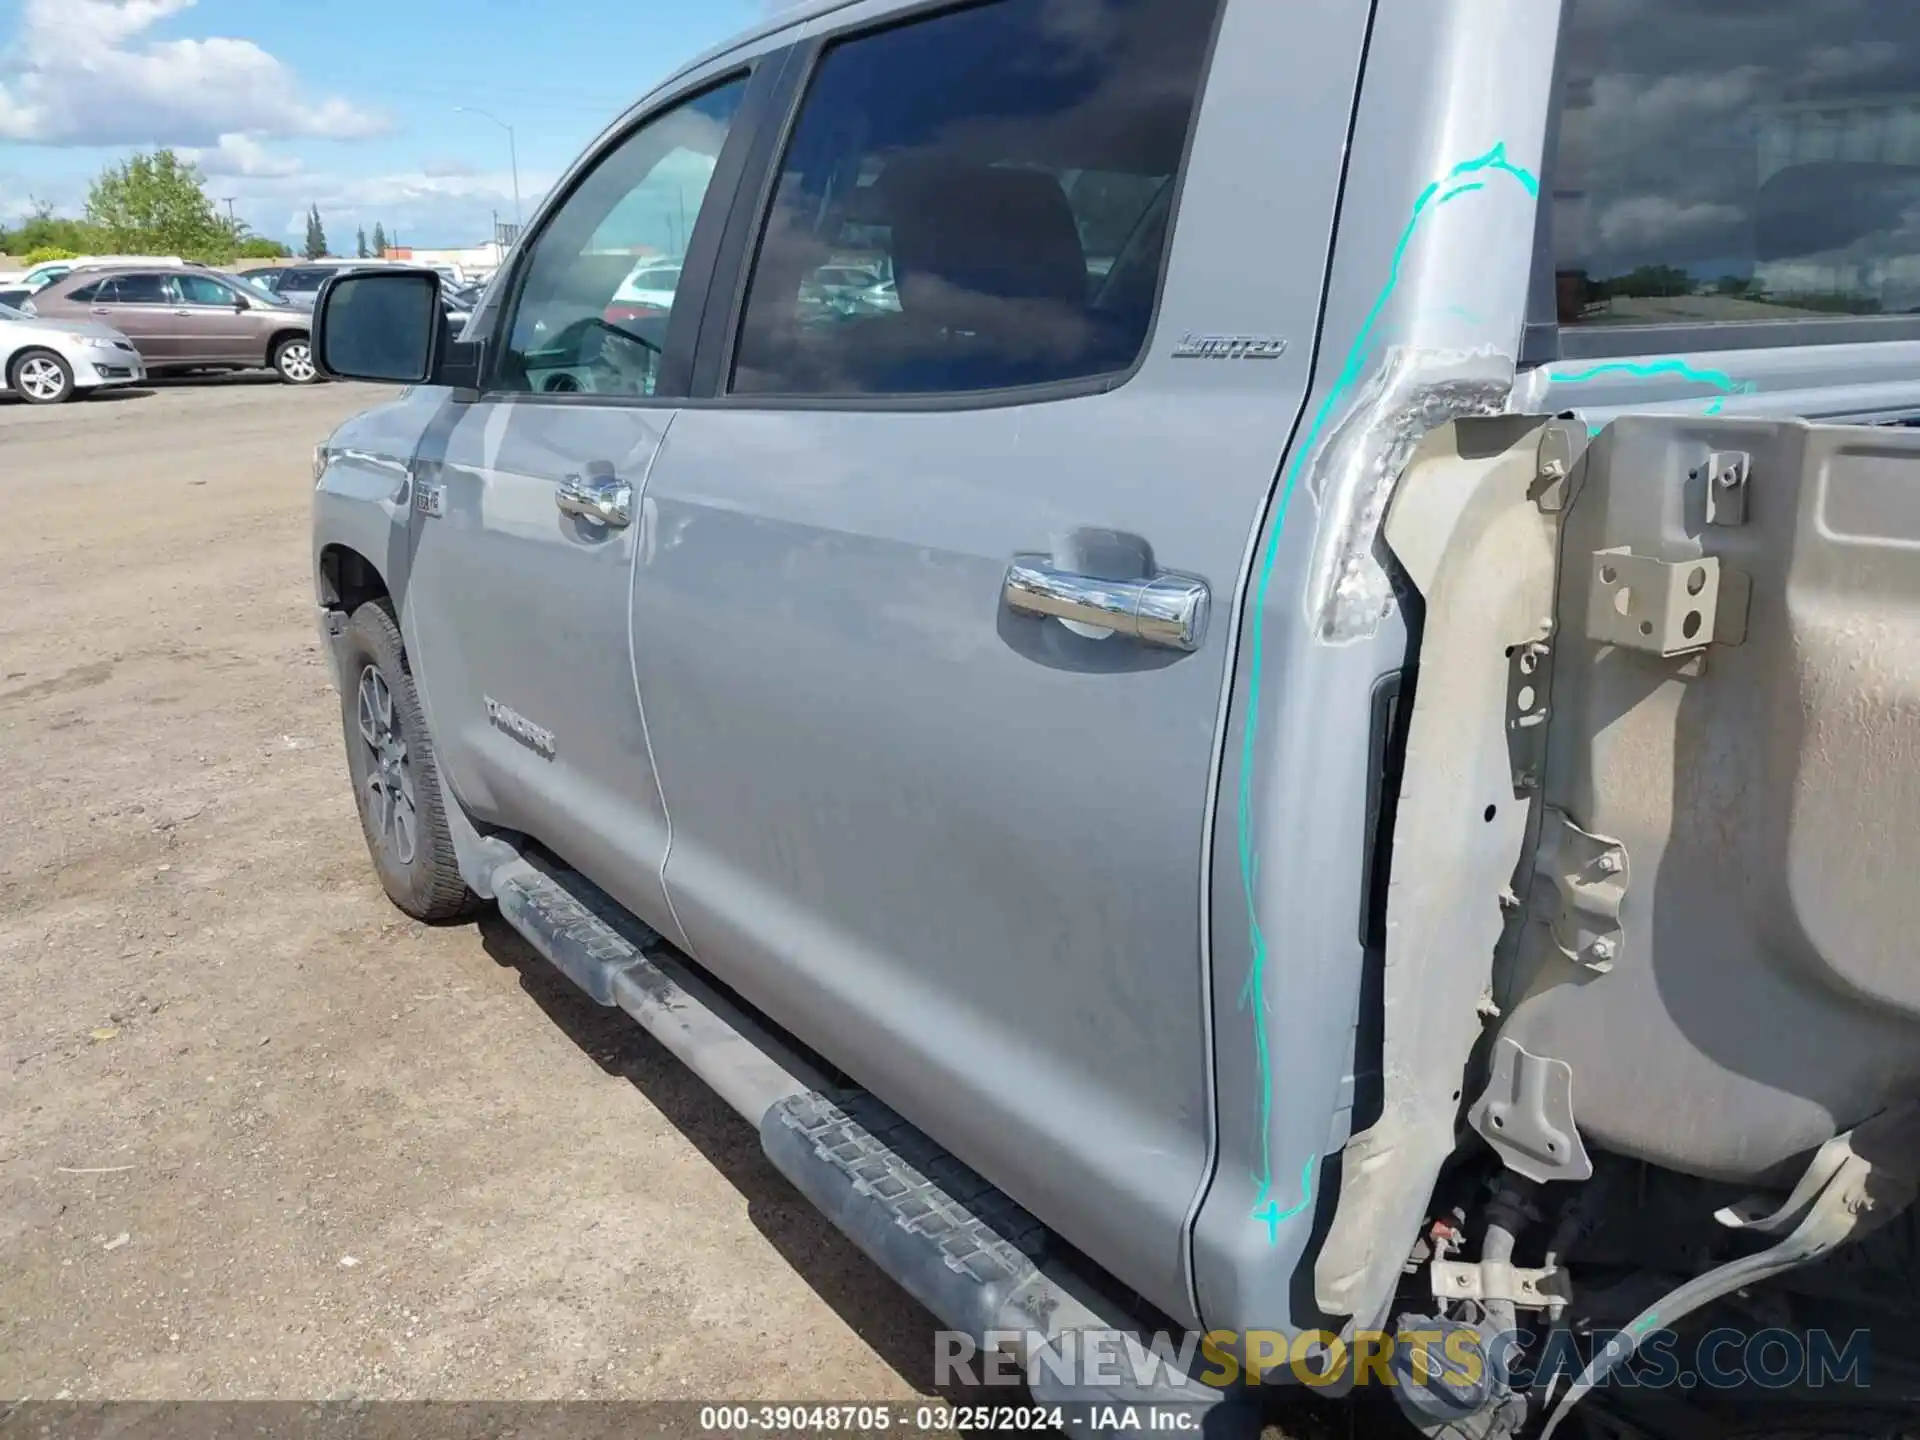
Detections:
[371, 222, 387, 257]
[356, 225, 369, 259]
[304, 205, 328, 259]
[1609, 264, 1695, 299]
[84, 151, 230, 260]
[0, 202, 104, 257]
[234, 236, 291, 259]
[20, 244, 79, 265]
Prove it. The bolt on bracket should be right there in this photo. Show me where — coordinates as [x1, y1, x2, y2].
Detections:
[1700, 449, 1751, 527]
[1530, 807, 1628, 973]
[1430, 1257, 1575, 1311]
[1531, 424, 1587, 513]
[1505, 641, 1552, 794]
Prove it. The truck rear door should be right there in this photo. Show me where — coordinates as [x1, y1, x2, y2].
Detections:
[627, 0, 1375, 1327]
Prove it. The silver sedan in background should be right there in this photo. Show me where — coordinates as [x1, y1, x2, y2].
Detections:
[0, 300, 146, 404]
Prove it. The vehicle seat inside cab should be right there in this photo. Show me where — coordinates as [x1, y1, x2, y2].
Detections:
[733, 153, 1152, 395]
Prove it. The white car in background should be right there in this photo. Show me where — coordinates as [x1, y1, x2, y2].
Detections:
[0, 299, 146, 404]
[610, 259, 683, 312]
[0, 254, 188, 292]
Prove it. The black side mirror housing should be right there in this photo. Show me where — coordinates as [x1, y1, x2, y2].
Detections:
[314, 268, 478, 386]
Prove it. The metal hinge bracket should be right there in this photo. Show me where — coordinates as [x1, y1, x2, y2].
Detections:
[1431, 1257, 1574, 1311]
[1587, 548, 1749, 657]
[1468, 1036, 1595, 1183]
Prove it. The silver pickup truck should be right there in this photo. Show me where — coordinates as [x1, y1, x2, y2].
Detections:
[310, 0, 1920, 1433]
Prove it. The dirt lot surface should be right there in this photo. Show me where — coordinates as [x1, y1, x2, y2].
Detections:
[0, 378, 954, 1405]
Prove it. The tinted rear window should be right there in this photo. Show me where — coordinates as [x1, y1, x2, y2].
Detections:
[104, 273, 174, 304]
[1553, 1, 1920, 327]
[730, 0, 1223, 397]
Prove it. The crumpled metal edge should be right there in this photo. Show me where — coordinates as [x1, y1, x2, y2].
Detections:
[1305, 345, 1517, 644]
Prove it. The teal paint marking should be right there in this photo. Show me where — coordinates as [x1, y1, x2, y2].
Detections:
[1251, 1157, 1319, 1242]
[1553, 357, 1757, 417]
[1236, 143, 1539, 1239]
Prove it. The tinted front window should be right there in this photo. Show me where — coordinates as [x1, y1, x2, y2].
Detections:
[105, 273, 173, 304]
[497, 78, 748, 397]
[65, 281, 104, 303]
[730, 0, 1222, 397]
[1554, 1, 1920, 327]
[282, 268, 332, 290]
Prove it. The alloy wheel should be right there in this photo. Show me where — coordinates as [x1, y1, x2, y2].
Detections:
[279, 342, 316, 382]
[17, 356, 66, 401]
[355, 664, 418, 867]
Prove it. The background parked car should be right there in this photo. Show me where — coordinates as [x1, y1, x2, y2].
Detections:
[238, 265, 292, 294]
[0, 254, 190, 292]
[606, 259, 682, 323]
[269, 260, 403, 308]
[0, 298, 145, 404]
[26, 267, 316, 384]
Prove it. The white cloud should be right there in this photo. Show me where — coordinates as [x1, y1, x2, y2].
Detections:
[1597, 195, 1747, 251]
[178, 132, 306, 179]
[0, 0, 385, 146]
[238, 168, 548, 249]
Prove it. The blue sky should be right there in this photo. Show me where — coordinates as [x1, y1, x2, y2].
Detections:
[0, 0, 774, 247]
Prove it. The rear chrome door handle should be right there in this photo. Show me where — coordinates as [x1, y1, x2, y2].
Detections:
[555, 472, 632, 528]
[1003, 557, 1210, 652]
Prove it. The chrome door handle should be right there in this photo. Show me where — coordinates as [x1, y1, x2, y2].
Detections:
[1003, 557, 1210, 652]
[555, 472, 632, 528]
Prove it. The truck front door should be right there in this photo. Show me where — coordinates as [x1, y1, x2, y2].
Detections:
[404, 68, 763, 947]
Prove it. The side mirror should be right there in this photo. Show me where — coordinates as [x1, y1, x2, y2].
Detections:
[313, 268, 445, 383]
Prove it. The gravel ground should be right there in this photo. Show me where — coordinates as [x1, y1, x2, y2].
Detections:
[0, 377, 954, 1405]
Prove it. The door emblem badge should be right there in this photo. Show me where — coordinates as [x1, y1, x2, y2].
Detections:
[485, 697, 557, 759]
[1171, 333, 1289, 360]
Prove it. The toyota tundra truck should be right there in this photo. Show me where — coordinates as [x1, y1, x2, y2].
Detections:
[308, 0, 1920, 1433]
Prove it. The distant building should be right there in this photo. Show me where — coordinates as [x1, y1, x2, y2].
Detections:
[384, 239, 513, 277]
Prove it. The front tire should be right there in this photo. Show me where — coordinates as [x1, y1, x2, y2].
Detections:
[273, 335, 318, 385]
[10, 349, 74, 404]
[337, 600, 474, 920]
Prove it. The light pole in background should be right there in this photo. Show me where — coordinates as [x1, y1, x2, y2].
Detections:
[454, 106, 522, 241]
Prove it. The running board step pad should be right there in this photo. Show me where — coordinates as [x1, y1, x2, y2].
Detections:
[493, 857, 660, 1006]
[761, 1089, 1049, 1338]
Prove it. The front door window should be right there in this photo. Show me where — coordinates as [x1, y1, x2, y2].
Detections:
[494, 78, 748, 397]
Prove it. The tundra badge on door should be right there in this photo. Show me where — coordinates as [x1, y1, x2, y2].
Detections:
[485, 697, 557, 759]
